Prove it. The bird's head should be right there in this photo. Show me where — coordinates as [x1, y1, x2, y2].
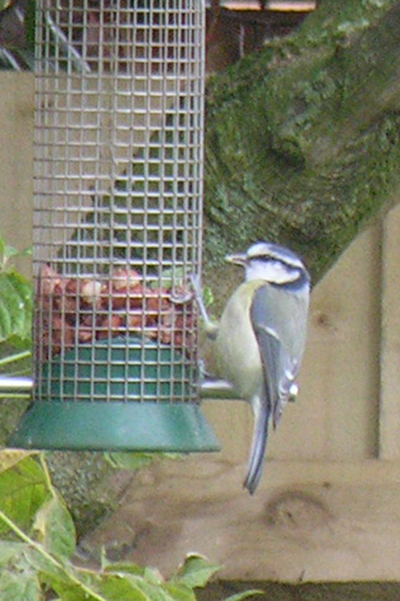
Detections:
[225, 241, 310, 286]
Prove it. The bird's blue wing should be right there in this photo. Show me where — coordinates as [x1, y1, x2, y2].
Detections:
[245, 282, 308, 494]
[243, 285, 281, 494]
[251, 284, 302, 428]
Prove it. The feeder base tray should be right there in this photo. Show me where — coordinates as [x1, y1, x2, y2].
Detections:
[9, 401, 220, 452]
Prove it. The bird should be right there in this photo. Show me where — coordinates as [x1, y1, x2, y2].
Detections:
[193, 241, 310, 494]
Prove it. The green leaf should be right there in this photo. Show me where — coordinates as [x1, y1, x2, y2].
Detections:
[0, 271, 33, 346]
[148, 267, 185, 290]
[105, 452, 158, 470]
[0, 455, 48, 536]
[48, 585, 85, 601]
[203, 286, 214, 308]
[0, 230, 32, 271]
[163, 583, 196, 601]
[0, 449, 37, 472]
[0, 545, 42, 601]
[0, 235, 6, 262]
[0, 567, 41, 601]
[104, 562, 145, 576]
[53, 571, 162, 601]
[121, 575, 176, 601]
[4, 245, 20, 263]
[26, 546, 71, 582]
[170, 554, 221, 589]
[99, 575, 151, 601]
[47, 569, 104, 601]
[105, 452, 179, 471]
[33, 494, 76, 560]
[143, 567, 163, 586]
[50, 582, 97, 601]
[0, 540, 28, 565]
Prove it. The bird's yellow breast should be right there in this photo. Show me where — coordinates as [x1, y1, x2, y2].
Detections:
[214, 280, 264, 401]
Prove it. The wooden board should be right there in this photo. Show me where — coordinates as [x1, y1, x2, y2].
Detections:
[380, 203, 400, 459]
[82, 455, 400, 582]
[0, 72, 33, 275]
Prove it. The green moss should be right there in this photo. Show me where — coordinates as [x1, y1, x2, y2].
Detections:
[203, 0, 400, 289]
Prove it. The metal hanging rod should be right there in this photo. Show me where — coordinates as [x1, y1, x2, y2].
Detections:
[0, 376, 34, 393]
[0, 375, 239, 400]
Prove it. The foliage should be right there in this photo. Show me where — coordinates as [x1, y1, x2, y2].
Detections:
[105, 451, 180, 470]
[0, 450, 262, 601]
[0, 232, 32, 381]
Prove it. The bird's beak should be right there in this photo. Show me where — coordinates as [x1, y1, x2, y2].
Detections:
[225, 252, 247, 266]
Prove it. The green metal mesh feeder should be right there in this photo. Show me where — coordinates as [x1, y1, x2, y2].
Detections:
[10, 0, 219, 453]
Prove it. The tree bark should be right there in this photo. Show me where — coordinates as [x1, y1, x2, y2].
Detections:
[204, 0, 400, 286]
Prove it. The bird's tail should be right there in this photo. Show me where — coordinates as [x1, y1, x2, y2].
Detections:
[243, 397, 270, 495]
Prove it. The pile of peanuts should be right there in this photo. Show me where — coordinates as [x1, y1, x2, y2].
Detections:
[38, 265, 196, 357]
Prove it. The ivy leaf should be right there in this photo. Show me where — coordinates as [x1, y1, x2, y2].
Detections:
[0, 540, 28, 565]
[53, 571, 157, 601]
[163, 583, 196, 601]
[104, 561, 145, 576]
[0, 565, 41, 601]
[33, 494, 76, 561]
[0, 455, 48, 537]
[0, 543, 42, 601]
[0, 229, 32, 272]
[0, 450, 37, 473]
[115, 574, 176, 601]
[3, 245, 20, 263]
[0, 270, 33, 348]
[43, 567, 105, 601]
[170, 554, 221, 589]
[25, 546, 71, 583]
[99, 575, 151, 601]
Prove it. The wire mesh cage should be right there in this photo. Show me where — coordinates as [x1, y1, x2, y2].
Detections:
[11, 0, 219, 452]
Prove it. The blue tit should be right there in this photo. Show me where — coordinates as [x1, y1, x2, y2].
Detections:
[194, 241, 310, 494]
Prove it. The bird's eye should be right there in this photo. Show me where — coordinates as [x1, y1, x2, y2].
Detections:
[256, 255, 272, 262]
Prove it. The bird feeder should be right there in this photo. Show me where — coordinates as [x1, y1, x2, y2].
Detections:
[10, 0, 219, 452]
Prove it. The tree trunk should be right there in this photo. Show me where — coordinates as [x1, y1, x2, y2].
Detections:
[204, 0, 400, 286]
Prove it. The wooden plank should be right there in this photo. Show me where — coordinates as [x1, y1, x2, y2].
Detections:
[282, 223, 381, 461]
[0, 72, 33, 275]
[82, 455, 400, 582]
[379, 204, 400, 459]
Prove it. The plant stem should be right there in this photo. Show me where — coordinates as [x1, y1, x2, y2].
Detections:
[0, 350, 31, 367]
[0, 393, 31, 398]
[39, 452, 56, 496]
[0, 506, 107, 601]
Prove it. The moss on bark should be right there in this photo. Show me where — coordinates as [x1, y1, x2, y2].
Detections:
[204, 0, 400, 285]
